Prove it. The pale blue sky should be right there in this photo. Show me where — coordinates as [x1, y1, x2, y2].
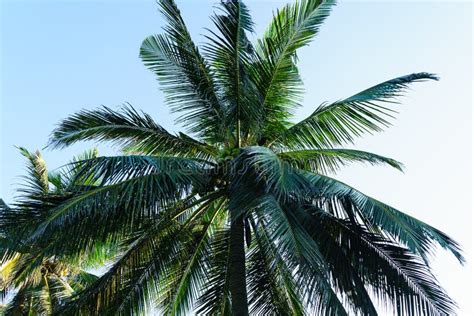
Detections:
[1, 0, 472, 314]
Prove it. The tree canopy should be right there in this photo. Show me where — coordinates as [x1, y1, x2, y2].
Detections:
[0, 0, 463, 315]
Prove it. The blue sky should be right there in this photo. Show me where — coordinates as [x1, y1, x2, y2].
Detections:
[1, 0, 472, 313]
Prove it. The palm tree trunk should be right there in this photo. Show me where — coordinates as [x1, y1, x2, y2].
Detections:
[229, 210, 248, 316]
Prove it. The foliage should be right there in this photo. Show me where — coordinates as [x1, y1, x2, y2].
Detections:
[1, 0, 462, 315]
[0, 149, 109, 315]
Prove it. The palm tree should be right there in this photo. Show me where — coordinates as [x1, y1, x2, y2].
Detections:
[4, 0, 463, 315]
[0, 148, 114, 315]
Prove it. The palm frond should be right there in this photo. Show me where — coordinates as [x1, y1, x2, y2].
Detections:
[69, 271, 100, 292]
[48, 104, 216, 160]
[253, 195, 348, 315]
[37, 276, 54, 315]
[230, 146, 312, 202]
[28, 174, 196, 247]
[17, 147, 49, 195]
[252, 0, 335, 142]
[271, 73, 438, 149]
[140, 0, 224, 142]
[205, 0, 259, 146]
[291, 203, 378, 315]
[58, 219, 184, 315]
[68, 154, 210, 186]
[48, 274, 75, 304]
[314, 211, 456, 315]
[47, 148, 99, 194]
[278, 148, 404, 174]
[162, 199, 227, 315]
[1, 254, 81, 315]
[302, 171, 464, 264]
[194, 228, 232, 316]
[1, 150, 61, 244]
[20, 156, 217, 267]
[247, 217, 305, 315]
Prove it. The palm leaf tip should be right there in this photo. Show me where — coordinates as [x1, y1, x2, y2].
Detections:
[427, 226, 465, 265]
[15, 146, 49, 194]
[271, 72, 439, 149]
[398, 72, 439, 82]
[344, 72, 439, 104]
[278, 148, 405, 174]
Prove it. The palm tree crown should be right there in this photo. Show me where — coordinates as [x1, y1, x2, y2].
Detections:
[0, 148, 113, 315]
[1, 0, 463, 315]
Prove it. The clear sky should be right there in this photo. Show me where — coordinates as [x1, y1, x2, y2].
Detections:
[1, 0, 472, 314]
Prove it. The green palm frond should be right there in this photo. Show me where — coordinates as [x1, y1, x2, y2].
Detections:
[231, 146, 312, 201]
[194, 228, 232, 316]
[205, 0, 259, 146]
[253, 195, 348, 315]
[69, 271, 100, 292]
[246, 238, 300, 315]
[290, 204, 378, 315]
[1, 151, 61, 245]
[314, 211, 456, 315]
[48, 149, 99, 194]
[163, 199, 227, 315]
[58, 219, 185, 315]
[140, 0, 224, 142]
[37, 276, 54, 315]
[247, 217, 305, 315]
[359, 195, 464, 264]
[0, 252, 95, 316]
[255, 195, 326, 269]
[30, 154, 206, 238]
[252, 0, 335, 142]
[303, 171, 464, 264]
[48, 104, 216, 159]
[278, 148, 404, 174]
[20, 156, 217, 270]
[28, 176, 191, 244]
[68, 154, 210, 186]
[271, 73, 438, 149]
[1, 150, 133, 315]
[17, 147, 49, 195]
